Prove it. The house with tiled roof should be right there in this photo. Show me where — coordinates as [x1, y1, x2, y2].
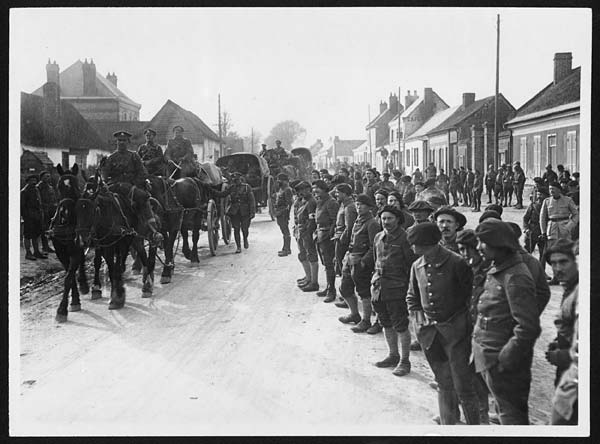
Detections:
[145, 100, 221, 162]
[424, 92, 515, 174]
[315, 136, 366, 170]
[32, 59, 141, 122]
[366, 93, 400, 172]
[505, 52, 581, 178]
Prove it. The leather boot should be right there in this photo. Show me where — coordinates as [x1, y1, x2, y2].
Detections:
[323, 268, 337, 302]
[375, 328, 400, 368]
[438, 389, 459, 425]
[351, 299, 372, 332]
[297, 260, 311, 287]
[302, 262, 319, 292]
[284, 235, 291, 254]
[458, 395, 481, 425]
[339, 293, 360, 324]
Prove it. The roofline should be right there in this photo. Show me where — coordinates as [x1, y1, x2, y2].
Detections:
[505, 102, 580, 127]
[514, 66, 581, 114]
[62, 96, 142, 108]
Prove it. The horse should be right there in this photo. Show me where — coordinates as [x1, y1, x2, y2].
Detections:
[50, 163, 90, 322]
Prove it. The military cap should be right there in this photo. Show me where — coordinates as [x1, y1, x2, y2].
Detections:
[388, 190, 404, 204]
[39, 171, 51, 178]
[567, 180, 578, 188]
[407, 222, 441, 246]
[374, 188, 389, 198]
[356, 193, 376, 207]
[549, 181, 562, 190]
[546, 164, 553, 169]
[536, 186, 549, 197]
[572, 172, 580, 179]
[479, 210, 501, 223]
[295, 180, 311, 191]
[322, 173, 333, 181]
[319, 168, 329, 175]
[433, 205, 467, 229]
[275, 139, 281, 144]
[424, 178, 436, 188]
[533, 176, 544, 184]
[113, 130, 132, 139]
[507, 222, 522, 240]
[290, 179, 301, 190]
[172, 125, 184, 132]
[382, 172, 390, 178]
[230, 171, 243, 178]
[276, 173, 289, 181]
[312, 179, 329, 191]
[26, 173, 39, 181]
[485, 203, 503, 216]
[456, 229, 478, 249]
[367, 168, 377, 175]
[340, 167, 349, 175]
[378, 205, 405, 224]
[401, 175, 412, 183]
[335, 183, 353, 196]
[261, 143, 267, 147]
[407, 200, 434, 213]
[144, 128, 157, 136]
[392, 169, 402, 177]
[545, 238, 576, 263]
[428, 195, 447, 208]
[475, 219, 520, 252]
[414, 181, 425, 187]
[331, 174, 345, 185]
[513, 160, 520, 165]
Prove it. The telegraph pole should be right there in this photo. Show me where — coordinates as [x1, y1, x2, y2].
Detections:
[251, 127, 254, 153]
[494, 14, 500, 169]
[218, 94, 223, 158]
[368, 104, 372, 166]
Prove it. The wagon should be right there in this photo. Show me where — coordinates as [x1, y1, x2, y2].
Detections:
[290, 147, 313, 181]
[216, 153, 276, 221]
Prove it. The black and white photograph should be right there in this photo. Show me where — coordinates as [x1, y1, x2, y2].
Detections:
[8, 6, 591, 437]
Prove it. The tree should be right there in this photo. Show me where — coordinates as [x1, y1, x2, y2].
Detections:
[264, 120, 306, 149]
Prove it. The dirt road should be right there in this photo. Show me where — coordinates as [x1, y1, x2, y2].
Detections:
[13, 207, 562, 435]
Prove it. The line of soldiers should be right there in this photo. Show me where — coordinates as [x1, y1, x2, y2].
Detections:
[284, 164, 580, 425]
[21, 171, 57, 260]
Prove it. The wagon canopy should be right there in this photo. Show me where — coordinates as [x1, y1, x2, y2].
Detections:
[197, 162, 224, 186]
[291, 147, 312, 165]
[216, 153, 270, 177]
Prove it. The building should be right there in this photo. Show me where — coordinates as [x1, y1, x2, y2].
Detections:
[423, 92, 515, 174]
[366, 93, 400, 172]
[315, 137, 365, 170]
[352, 141, 370, 166]
[32, 59, 142, 122]
[505, 52, 580, 178]
[144, 99, 221, 162]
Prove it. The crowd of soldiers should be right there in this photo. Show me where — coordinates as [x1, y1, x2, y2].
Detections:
[271, 161, 580, 425]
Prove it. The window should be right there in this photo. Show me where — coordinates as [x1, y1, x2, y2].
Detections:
[390, 129, 394, 143]
[61, 152, 69, 168]
[519, 137, 527, 172]
[395, 129, 399, 142]
[406, 148, 411, 166]
[547, 134, 557, 167]
[76, 154, 87, 169]
[533, 135, 542, 177]
[413, 148, 419, 167]
[566, 131, 578, 173]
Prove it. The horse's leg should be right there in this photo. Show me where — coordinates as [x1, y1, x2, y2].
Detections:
[105, 248, 120, 309]
[131, 238, 152, 298]
[77, 248, 89, 295]
[191, 225, 200, 263]
[55, 246, 70, 322]
[131, 245, 142, 274]
[181, 226, 191, 260]
[143, 245, 157, 298]
[68, 250, 82, 312]
[161, 228, 177, 284]
[91, 249, 103, 299]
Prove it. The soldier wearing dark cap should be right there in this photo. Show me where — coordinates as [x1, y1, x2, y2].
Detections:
[406, 222, 479, 424]
[473, 219, 540, 425]
[523, 187, 548, 261]
[137, 128, 166, 176]
[387, 191, 414, 231]
[411, 167, 423, 184]
[312, 180, 340, 301]
[37, 171, 57, 253]
[364, 168, 380, 201]
[401, 175, 416, 206]
[295, 181, 319, 292]
[471, 169, 484, 212]
[338, 194, 381, 330]
[485, 203, 503, 216]
[425, 162, 437, 181]
[418, 178, 447, 210]
[407, 200, 434, 231]
[332, 183, 357, 305]
[101, 131, 148, 187]
[433, 206, 467, 254]
[512, 161, 526, 209]
[542, 164, 558, 188]
[484, 165, 497, 204]
[21, 174, 46, 260]
[478, 210, 501, 223]
[448, 168, 460, 206]
[436, 168, 450, 203]
[458, 166, 468, 206]
[275, 173, 294, 257]
[164, 125, 194, 179]
[372, 205, 417, 376]
[225, 172, 256, 253]
[464, 167, 475, 207]
[379, 172, 395, 192]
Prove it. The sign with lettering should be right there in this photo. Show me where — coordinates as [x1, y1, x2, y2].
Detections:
[449, 131, 458, 143]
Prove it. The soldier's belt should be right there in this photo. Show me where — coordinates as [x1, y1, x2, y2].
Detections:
[549, 217, 569, 222]
[317, 226, 332, 231]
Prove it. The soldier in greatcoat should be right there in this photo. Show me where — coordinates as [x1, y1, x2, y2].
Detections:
[101, 131, 148, 187]
[137, 128, 166, 176]
[21, 174, 46, 260]
[164, 125, 194, 178]
[37, 171, 57, 253]
[332, 183, 357, 307]
[224, 172, 256, 253]
[295, 181, 320, 292]
[274, 173, 294, 257]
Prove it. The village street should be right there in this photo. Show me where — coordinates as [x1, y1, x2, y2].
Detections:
[13, 203, 563, 436]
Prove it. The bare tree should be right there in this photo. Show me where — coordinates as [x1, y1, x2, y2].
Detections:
[243, 130, 262, 153]
[264, 120, 306, 149]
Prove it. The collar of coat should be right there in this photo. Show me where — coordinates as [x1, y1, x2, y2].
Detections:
[416, 244, 452, 269]
[488, 252, 523, 274]
[381, 225, 405, 242]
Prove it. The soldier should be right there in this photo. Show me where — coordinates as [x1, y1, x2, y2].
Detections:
[502, 164, 514, 207]
[21, 174, 46, 260]
[484, 164, 496, 204]
[473, 219, 541, 425]
[137, 128, 166, 176]
[523, 187, 548, 261]
[542, 164, 559, 188]
[374, 189, 388, 216]
[458, 166, 468, 206]
[513, 161, 526, 209]
[471, 169, 483, 212]
[448, 168, 460, 207]
[464, 167, 475, 207]
[379, 172, 395, 192]
[310, 169, 321, 184]
[413, 181, 425, 201]
[372, 205, 417, 376]
[312, 180, 340, 302]
[406, 200, 435, 229]
[566, 180, 579, 207]
[274, 173, 294, 257]
[425, 162, 437, 181]
[436, 168, 450, 204]
[37, 171, 57, 253]
[332, 183, 357, 307]
[418, 178, 447, 210]
[387, 191, 414, 231]
[411, 167, 423, 184]
[494, 165, 505, 205]
[433, 206, 467, 254]
[406, 222, 479, 424]
[540, 182, 579, 279]
[272, 140, 289, 162]
[353, 171, 364, 195]
[401, 176, 415, 206]
[338, 194, 381, 331]
[101, 131, 148, 187]
[164, 125, 194, 179]
[296, 181, 320, 292]
[259, 143, 268, 157]
[364, 168, 380, 200]
[225, 172, 256, 253]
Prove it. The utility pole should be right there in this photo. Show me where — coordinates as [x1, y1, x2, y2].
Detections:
[251, 127, 254, 153]
[218, 94, 223, 159]
[494, 14, 500, 169]
[368, 104, 372, 166]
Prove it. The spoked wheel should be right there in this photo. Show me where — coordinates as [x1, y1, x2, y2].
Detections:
[207, 199, 219, 256]
[267, 175, 276, 221]
[220, 196, 232, 244]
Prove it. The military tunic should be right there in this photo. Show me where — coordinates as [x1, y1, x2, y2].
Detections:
[296, 196, 318, 263]
[101, 149, 148, 187]
[315, 194, 339, 271]
[333, 196, 357, 274]
[21, 183, 43, 238]
[137, 142, 166, 176]
[36, 180, 57, 225]
[540, 195, 578, 242]
[275, 185, 294, 241]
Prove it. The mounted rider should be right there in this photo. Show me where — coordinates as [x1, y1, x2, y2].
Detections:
[164, 125, 195, 179]
[260, 140, 289, 176]
[137, 128, 167, 176]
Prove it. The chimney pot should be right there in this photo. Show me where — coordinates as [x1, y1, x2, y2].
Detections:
[462, 93, 476, 108]
[553, 52, 573, 84]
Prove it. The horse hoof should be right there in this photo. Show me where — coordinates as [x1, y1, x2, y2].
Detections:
[69, 304, 81, 312]
[55, 313, 68, 323]
[160, 275, 171, 284]
[91, 290, 102, 300]
[108, 301, 124, 310]
[142, 291, 153, 298]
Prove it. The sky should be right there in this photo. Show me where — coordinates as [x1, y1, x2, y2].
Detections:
[10, 7, 591, 147]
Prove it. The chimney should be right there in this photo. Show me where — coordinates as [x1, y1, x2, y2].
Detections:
[379, 100, 388, 114]
[82, 58, 97, 96]
[423, 87, 433, 104]
[553, 52, 572, 85]
[462, 93, 476, 108]
[389, 93, 399, 114]
[107, 72, 118, 87]
[46, 59, 60, 85]
[404, 90, 418, 109]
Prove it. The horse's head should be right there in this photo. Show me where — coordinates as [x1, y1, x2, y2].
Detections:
[74, 196, 97, 248]
[56, 163, 81, 200]
[129, 185, 163, 245]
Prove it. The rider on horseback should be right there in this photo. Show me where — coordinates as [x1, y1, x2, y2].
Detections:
[164, 125, 195, 179]
[137, 128, 166, 176]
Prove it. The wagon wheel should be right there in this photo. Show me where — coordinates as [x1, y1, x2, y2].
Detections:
[220, 195, 231, 244]
[207, 199, 219, 256]
[267, 175, 276, 221]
